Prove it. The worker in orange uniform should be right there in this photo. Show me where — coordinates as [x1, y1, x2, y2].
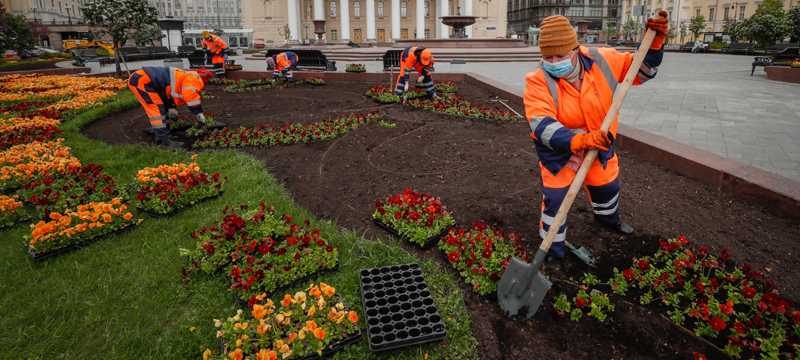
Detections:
[266, 51, 300, 81]
[524, 12, 669, 259]
[201, 31, 229, 72]
[394, 46, 437, 99]
[127, 66, 214, 147]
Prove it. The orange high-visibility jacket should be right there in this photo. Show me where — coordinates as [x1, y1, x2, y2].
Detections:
[274, 51, 299, 72]
[143, 67, 205, 112]
[398, 47, 434, 78]
[202, 34, 228, 55]
[524, 46, 659, 175]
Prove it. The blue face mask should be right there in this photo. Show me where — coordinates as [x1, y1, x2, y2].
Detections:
[542, 58, 573, 78]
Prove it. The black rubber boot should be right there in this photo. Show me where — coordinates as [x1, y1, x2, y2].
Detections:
[152, 127, 184, 148]
[599, 221, 634, 235]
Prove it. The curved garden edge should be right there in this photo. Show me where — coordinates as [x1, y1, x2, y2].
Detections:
[0, 89, 479, 359]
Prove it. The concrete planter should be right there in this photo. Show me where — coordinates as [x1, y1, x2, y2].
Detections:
[765, 65, 800, 83]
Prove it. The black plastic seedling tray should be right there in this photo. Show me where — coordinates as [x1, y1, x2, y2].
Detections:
[359, 263, 447, 352]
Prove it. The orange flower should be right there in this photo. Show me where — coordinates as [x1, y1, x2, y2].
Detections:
[308, 286, 322, 298]
[313, 327, 326, 340]
[123, 212, 133, 221]
[233, 322, 248, 330]
[228, 348, 243, 360]
[287, 331, 298, 343]
[319, 282, 335, 297]
[347, 310, 359, 324]
[0, 195, 23, 213]
[256, 320, 269, 335]
[101, 213, 112, 223]
[256, 349, 277, 360]
[304, 320, 318, 331]
[252, 304, 267, 320]
[280, 294, 293, 307]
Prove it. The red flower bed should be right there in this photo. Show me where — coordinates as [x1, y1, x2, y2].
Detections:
[194, 113, 382, 148]
[372, 188, 455, 247]
[437, 221, 529, 295]
[406, 96, 517, 122]
[18, 163, 116, 216]
[183, 202, 339, 304]
[610, 235, 800, 358]
[0, 116, 61, 149]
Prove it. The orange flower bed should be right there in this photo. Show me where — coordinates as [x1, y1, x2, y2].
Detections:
[0, 74, 125, 112]
[0, 194, 30, 229]
[0, 116, 61, 149]
[202, 282, 361, 359]
[27, 198, 139, 256]
[0, 140, 81, 191]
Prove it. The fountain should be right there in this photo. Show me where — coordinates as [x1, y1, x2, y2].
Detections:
[440, 16, 478, 39]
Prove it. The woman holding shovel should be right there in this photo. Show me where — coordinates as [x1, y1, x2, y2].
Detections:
[524, 12, 669, 260]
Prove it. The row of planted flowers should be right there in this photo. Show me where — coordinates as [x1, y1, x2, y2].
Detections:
[365, 84, 517, 122]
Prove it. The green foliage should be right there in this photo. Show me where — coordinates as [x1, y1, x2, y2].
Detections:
[689, 16, 706, 40]
[0, 4, 35, 54]
[81, 0, 159, 72]
[581, 272, 600, 287]
[735, 0, 792, 48]
[610, 268, 629, 295]
[724, 20, 749, 42]
[791, 7, 800, 41]
[622, 18, 642, 40]
[554, 293, 571, 315]
[132, 24, 163, 46]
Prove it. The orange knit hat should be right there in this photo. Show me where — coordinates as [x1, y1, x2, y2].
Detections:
[539, 16, 578, 57]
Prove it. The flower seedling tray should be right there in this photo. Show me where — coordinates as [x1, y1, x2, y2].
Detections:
[299, 330, 363, 359]
[372, 219, 449, 249]
[359, 263, 447, 352]
[25, 220, 138, 261]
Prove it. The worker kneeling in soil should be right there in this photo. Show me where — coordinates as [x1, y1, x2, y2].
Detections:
[524, 12, 669, 259]
[395, 47, 436, 99]
[201, 31, 229, 72]
[127, 66, 214, 147]
[266, 51, 300, 81]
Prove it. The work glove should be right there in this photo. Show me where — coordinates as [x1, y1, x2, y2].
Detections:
[167, 108, 179, 121]
[570, 130, 612, 153]
[646, 10, 669, 50]
[196, 113, 211, 126]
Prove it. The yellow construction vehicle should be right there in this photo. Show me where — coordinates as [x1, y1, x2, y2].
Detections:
[62, 38, 116, 56]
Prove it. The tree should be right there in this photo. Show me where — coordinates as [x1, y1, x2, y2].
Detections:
[81, 0, 159, 73]
[0, 3, 35, 55]
[603, 23, 618, 41]
[679, 21, 687, 43]
[789, 6, 800, 42]
[741, 0, 791, 48]
[622, 18, 641, 41]
[689, 15, 706, 41]
[724, 20, 747, 43]
[132, 24, 163, 47]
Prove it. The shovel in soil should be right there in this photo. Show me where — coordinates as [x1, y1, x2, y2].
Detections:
[497, 29, 657, 319]
[489, 98, 597, 267]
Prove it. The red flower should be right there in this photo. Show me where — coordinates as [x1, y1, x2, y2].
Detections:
[692, 352, 708, 360]
[694, 281, 705, 294]
[623, 268, 635, 282]
[733, 321, 746, 335]
[575, 296, 588, 308]
[447, 251, 460, 263]
[741, 286, 757, 299]
[408, 211, 420, 221]
[709, 316, 726, 332]
[286, 236, 298, 246]
[202, 241, 215, 255]
[791, 310, 800, 325]
[720, 299, 734, 315]
[636, 259, 650, 271]
[394, 211, 402, 220]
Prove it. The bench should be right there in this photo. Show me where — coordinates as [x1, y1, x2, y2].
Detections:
[177, 46, 196, 57]
[752, 56, 773, 75]
[724, 43, 754, 55]
[264, 49, 336, 71]
[382, 49, 403, 71]
[143, 46, 175, 59]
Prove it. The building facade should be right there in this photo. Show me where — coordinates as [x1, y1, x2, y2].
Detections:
[149, 0, 243, 29]
[621, 0, 797, 41]
[508, 0, 621, 42]
[6, 0, 84, 24]
[242, 0, 507, 45]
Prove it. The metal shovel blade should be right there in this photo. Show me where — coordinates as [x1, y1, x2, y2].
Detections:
[497, 256, 553, 319]
[565, 241, 596, 267]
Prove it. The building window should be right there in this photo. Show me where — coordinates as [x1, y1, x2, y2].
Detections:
[330, 0, 337, 17]
[723, 6, 729, 20]
[708, 7, 714, 21]
[401, 0, 407, 17]
[354, 0, 361, 16]
[425, 0, 430, 17]
[306, 1, 313, 19]
[425, 28, 431, 38]
[738, 5, 745, 19]
[377, 0, 384, 16]
[695, 7, 700, 16]
[331, 29, 338, 40]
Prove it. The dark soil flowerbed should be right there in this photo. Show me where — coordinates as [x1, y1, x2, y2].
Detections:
[83, 79, 800, 359]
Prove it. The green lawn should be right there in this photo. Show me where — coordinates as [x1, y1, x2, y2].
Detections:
[0, 90, 478, 359]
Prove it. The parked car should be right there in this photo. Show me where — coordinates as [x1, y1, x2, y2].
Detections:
[772, 47, 800, 65]
[680, 41, 709, 53]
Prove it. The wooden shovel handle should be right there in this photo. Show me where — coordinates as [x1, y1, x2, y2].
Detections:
[538, 29, 657, 254]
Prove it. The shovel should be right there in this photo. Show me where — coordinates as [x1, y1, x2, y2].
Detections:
[489, 98, 597, 268]
[497, 29, 657, 319]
